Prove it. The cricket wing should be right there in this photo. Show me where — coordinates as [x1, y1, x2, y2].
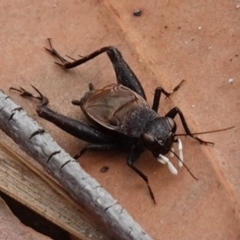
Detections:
[82, 84, 149, 132]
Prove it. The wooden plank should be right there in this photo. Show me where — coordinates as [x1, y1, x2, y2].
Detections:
[0, 141, 109, 240]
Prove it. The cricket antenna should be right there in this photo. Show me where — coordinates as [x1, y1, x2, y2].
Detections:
[175, 126, 234, 137]
[169, 148, 198, 181]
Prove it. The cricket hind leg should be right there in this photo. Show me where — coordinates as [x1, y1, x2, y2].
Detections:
[10, 86, 116, 144]
[45, 38, 70, 65]
[45, 39, 147, 99]
[105, 47, 146, 99]
[74, 143, 121, 159]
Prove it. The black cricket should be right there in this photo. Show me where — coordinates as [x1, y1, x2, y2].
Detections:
[11, 39, 220, 203]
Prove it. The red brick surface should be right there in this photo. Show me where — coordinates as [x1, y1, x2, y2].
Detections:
[1, 1, 240, 239]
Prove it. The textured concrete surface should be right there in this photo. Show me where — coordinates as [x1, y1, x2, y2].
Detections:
[0, 1, 240, 239]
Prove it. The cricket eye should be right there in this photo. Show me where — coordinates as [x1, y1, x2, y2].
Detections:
[141, 133, 155, 145]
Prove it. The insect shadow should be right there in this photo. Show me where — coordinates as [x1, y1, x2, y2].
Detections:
[10, 39, 233, 203]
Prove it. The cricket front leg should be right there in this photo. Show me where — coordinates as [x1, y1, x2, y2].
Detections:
[152, 80, 185, 113]
[166, 107, 214, 145]
[127, 145, 156, 204]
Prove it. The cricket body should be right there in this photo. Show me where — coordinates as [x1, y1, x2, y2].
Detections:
[79, 83, 178, 172]
[11, 39, 215, 203]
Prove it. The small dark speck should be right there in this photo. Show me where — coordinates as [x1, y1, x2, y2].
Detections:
[133, 9, 142, 17]
[100, 166, 109, 173]
[178, 26, 182, 29]
[164, 26, 168, 29]
[230, 54, 239, 62]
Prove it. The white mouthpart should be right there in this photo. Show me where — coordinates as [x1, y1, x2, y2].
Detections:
[157, 154, 178, 175]
[169, 147, 175, 158]
[178, 139, 184, 167]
